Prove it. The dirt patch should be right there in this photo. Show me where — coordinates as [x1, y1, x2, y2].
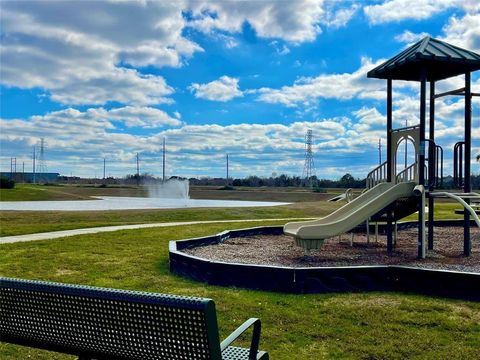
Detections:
[184, 226, 480, 273]
[55, 268, 78, 276]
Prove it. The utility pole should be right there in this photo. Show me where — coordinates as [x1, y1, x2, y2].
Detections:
[136, 152, 140, 186]
[162, 138, 166, 182]
[103, 157, 106, 180]
[22, 162, 25, 183]
[378, 138, 382, 165]
[226, 154, 229, 186]
[32, 146, 36, 184]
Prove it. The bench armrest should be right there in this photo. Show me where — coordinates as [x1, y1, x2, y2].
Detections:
[220, 318, 261, 360]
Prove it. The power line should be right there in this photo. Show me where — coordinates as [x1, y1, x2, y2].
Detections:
[136, 153, 140, 176]
[226, 154, 229, 186]
[10, 157, 16, 179]
[32, 146, 36, 184]
[136, 152, 140, 186]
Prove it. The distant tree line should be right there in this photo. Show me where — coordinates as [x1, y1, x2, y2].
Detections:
[190, 173, 366, 188]
[56, 172, 480, 190]
[190, 173, 480, 190]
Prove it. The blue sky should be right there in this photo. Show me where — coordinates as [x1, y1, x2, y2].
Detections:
[0, 0, 479, 179]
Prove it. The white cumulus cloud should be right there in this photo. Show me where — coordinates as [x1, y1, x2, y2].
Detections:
[190, 76, 244, 102]
[255, 58, 386, 106]
[187, 0, 326, 43]
[364, 0, 479, 25]
[440, 12, 480, 52]
[0, 1, 201, 106]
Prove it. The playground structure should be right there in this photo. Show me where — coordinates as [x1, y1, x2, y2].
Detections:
[285, 181, 416, 250]
[285, 37, 480, 258]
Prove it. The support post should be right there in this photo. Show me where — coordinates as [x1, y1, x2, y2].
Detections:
[394, 221, 398, 248]
[464, 72, 472, 256]
[418, 70, 427, 258]
[366, 219, 370, 244]
[419, 186, 426, 259]
[428, 81, 435, 250]
[386, 79, 394, 253]
[387, 79, 393, 183]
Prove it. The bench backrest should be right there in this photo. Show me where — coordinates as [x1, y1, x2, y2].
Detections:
[0, 278, 222, 359]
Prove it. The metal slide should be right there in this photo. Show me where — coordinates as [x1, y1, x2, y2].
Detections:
[284, 181, 416, 250]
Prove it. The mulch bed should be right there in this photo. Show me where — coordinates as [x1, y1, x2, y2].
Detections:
[184, 226, 480, 273]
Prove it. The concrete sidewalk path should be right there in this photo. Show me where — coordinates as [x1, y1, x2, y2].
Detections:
[0, 218, 313, 244]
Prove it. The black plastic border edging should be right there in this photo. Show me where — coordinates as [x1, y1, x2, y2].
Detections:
[169, 222, 480, 301]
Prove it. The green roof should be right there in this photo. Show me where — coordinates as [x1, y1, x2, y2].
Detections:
[367, 37, 480, 81]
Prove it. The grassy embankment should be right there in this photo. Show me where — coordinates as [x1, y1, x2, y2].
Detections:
[0, 183, 340, 202]
[0, 183, 146, 201]
[1, 222, 479, 359]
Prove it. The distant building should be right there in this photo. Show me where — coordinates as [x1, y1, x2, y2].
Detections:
[0, 172, 59, 183]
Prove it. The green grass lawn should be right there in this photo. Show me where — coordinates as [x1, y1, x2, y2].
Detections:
[0, 184, 86, 201]
[0, 202, 335, 237]
[1, 221, 479, 359]
[0, 200, 464, 237]
[403, 201, 464, 221]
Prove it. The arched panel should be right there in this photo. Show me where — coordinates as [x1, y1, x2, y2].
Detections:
[390, 126, 420, 183]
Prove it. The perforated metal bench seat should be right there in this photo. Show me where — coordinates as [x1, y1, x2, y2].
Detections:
[0, 277, 269, 360]
[222, 346, 268, 360]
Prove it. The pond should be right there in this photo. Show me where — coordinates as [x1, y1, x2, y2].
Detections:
[0, 196, 290, 211]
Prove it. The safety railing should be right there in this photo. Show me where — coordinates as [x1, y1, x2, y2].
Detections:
[396, 162, 417, 183]
[435, 144, 443, 187]
[453, 141, 465, 188]
[425, 139, 443, 189]
[366, 161, 388, 189]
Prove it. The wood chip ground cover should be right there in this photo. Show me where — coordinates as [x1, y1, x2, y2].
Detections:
[185, 226, 480, 272]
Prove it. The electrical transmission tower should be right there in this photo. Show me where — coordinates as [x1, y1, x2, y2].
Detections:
[302, 129, 316, 182]
[36, 138, 47, 173]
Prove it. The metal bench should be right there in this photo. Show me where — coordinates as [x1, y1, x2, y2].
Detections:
[0, 277, 269, 360]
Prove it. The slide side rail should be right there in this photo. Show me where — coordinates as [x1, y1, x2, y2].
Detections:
[430, 192, 480, 227]
[367, 161, 388, 189]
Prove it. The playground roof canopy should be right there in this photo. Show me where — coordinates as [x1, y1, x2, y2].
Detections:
[367, 37, 480, 82]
